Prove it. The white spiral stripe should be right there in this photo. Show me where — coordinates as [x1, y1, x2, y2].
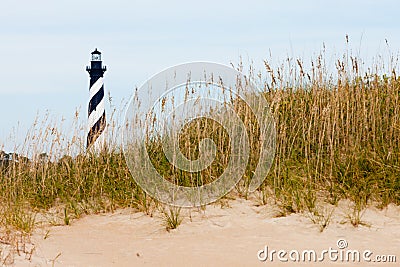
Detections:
[89, 77, 104, 99]
[91, 127, 106, 151]
[88, 97, 105, 130]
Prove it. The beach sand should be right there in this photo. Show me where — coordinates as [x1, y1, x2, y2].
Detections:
[12, 198, 400, 266]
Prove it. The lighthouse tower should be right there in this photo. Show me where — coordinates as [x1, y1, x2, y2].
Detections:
[86, 48, 107, 150]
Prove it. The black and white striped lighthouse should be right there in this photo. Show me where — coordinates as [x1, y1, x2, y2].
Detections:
[86, 48, 107, 149]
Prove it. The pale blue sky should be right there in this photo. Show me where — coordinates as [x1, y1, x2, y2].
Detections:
[1, 0, 399, 151]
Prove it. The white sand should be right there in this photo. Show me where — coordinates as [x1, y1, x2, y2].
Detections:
[14, 199, 400, 266]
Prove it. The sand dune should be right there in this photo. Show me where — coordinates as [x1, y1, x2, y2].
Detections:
[14, 198, 400, 266]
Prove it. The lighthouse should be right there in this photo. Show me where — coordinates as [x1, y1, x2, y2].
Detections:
[86, 48, 107, 150]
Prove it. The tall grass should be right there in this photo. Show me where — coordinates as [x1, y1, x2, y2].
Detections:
[0, 105, 147, 232]
[262, 53, 400, 215]
[0, 48, 399, 234]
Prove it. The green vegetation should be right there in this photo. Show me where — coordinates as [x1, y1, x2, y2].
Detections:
[0, 50, 399, 236]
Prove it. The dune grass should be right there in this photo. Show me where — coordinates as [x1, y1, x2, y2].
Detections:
[0, 48, 399, 237]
